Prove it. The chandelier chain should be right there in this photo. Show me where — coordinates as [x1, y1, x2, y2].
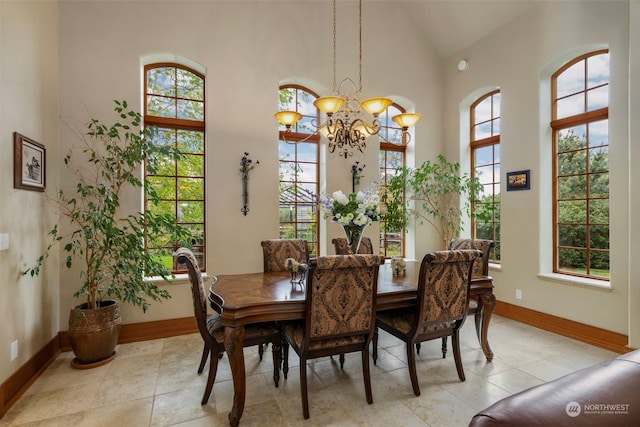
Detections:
[332, 0, 337, 92]
[359, 0, 362, 92]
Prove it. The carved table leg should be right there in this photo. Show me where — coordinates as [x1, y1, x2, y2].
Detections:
[225, 325, 246, 427]
[478, 293, 495, 362]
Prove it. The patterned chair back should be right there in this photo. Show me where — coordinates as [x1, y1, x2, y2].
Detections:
[261, 239, 309, 272]
[416, 250, 481, 331]
[176, 247, 209, 339]
[306, 254, 384, 342]
[331, 237, 374, 255]
[448, 238, 495, 278]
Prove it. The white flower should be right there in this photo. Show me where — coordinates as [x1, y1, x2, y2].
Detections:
[355, 191, 364, 202]
[333, 190, 349, 205]
[353, 213, 369, 226]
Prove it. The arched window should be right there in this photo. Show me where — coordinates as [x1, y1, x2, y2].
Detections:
[277, 85, 320, 255]
[379, 103, 407, 258]
[551, 50, 609, 280]
[144, 63, 206, 272]
[471, 90, 501, 262]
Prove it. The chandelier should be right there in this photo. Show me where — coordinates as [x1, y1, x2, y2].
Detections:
[274, 0, 421, 159]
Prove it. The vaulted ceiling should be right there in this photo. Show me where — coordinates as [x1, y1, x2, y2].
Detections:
[402, 0, 541, 58]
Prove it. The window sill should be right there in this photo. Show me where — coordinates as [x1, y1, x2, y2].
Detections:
[536, 273, 612, 291]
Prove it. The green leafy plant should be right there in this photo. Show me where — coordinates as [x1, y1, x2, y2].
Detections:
[25, 100, 192, 312]
[382, 154, 491, 247]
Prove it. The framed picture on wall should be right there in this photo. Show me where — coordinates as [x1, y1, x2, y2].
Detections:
[14, 132, 46, 192]
[506, 169, 530, 191]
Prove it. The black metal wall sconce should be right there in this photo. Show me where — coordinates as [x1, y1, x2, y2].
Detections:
[240, 152, 259, 216]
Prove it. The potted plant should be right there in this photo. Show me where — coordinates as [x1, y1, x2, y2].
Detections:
[382, 154, 491, 248]
[25, 100, 191, 368]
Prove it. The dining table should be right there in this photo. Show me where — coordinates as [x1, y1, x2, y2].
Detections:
[208, 259, 494, 426]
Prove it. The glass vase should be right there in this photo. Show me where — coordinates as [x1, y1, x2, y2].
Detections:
[341, 223, 367, 254]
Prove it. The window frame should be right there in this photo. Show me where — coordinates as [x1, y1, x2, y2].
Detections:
[277, 84, 321, 255]
[470, 90, 501, 262]
[144, 62, 206, 273]
[550, 49, 610, 281]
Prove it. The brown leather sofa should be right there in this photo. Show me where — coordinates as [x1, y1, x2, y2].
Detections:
[469, 349, 640, 426]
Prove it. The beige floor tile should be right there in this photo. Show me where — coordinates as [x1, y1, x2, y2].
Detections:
[1, 316, 627, 427]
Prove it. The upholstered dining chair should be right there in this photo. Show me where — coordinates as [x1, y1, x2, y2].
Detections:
[282, 254, 384, 419]
[176, 247, 282, 405]
[440, 238, 496, 359]
[331, 236, 374, 255]
[373, 249, 481, 396]
[259, 239, 310, 359]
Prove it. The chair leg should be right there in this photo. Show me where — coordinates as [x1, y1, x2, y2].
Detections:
[300, 357, 310, 419]
[258, 343, 264, 361]
[198, 343, 209, 374]
[407, 341, 420, 396]
[362, 349, 373, 404]
[282, 340, 289, 379]
[372, 327, 378, 365]
[452, 331, 466, 382]
[271, 340, 281, 387]
[201, 346, 220, 405]
[415, 342, 421, 354]
[441, 336, 448, 359]
[339, 353, 345, 369]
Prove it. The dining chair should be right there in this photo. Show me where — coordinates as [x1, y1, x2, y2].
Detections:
[176, 247, 282, 405]
[331, 236, 374, 255]
[439, 238, 495, 359]
[372, 249, 481, 396]
[258, 239, 310, 359]
[282, 254, 384, 419]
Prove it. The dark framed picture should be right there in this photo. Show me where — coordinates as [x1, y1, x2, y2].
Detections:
[14, 132, 46, 192]
[506, 169, 530, 191]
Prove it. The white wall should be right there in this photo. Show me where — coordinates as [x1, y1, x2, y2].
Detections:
[0, 0, 59, 384]
[443, 1, 633, 340]
[57, 0, 442, 324]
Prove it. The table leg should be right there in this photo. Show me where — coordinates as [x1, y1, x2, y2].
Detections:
[225, 325, 246, 427]
[477, 293, 495, 362]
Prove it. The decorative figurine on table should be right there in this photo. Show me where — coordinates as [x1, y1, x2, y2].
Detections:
[391, 256, 406, 277]
[285, 258, 307, 289]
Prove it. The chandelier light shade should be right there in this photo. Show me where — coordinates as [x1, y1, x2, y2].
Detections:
[273, 111, 302, 130]
[392, 113, 422, 129]
[275, 0, 420, 157]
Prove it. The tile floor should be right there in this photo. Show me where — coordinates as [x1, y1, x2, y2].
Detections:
[0, 315, 619, 427]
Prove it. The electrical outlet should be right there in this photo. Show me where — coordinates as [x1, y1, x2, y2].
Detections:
[11, 340, 18, 361]
[0, 233, 9, 251]
[515, 289, 523, 300]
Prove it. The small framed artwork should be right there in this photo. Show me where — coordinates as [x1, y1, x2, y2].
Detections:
[506, 169, 530, 191]
[14, 132, 46, 192]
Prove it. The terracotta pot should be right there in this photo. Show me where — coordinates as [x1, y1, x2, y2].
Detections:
[68, 300, 121, 368]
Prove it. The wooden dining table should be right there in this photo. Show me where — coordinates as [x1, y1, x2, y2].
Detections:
[208, 260, 494, 426]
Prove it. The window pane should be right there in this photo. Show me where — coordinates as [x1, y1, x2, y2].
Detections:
[589, 251, 609, 277]
[178, 201, 203, 223]
[147, 67, 175, 97]
[474, 122, 491, 140]
[558, 151, 586, 175]
[147, 177, 175, 200]
[148, 95, 175, 118]
[558, 248, 586, 271]
[589, 226, 609, 249]
[558, 224, 586, 247]
[176, 69, 203, 100]
[297, 142, 318, 163]
[587, 85, 608, 111]
[474, 146, 493, 167]
[558, 125, 587, 152]
[587, 53, 610, 88]
[588, 120, 608, 147]
[177, 177, 204, 200]
[474, 97, 492, 123]
[475, 165, 493, 184]
[589, 199, 609, 224]
[589, 173, 608, 198]
[557, 93, 584, 118]
[177, 99, 204, 121]
[558, 176, 586, 200]
[177, 130, 204, 153]
[556, 61, 584, 97]
[177, 154, 204, 177]
[558, 200, 586, 223]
